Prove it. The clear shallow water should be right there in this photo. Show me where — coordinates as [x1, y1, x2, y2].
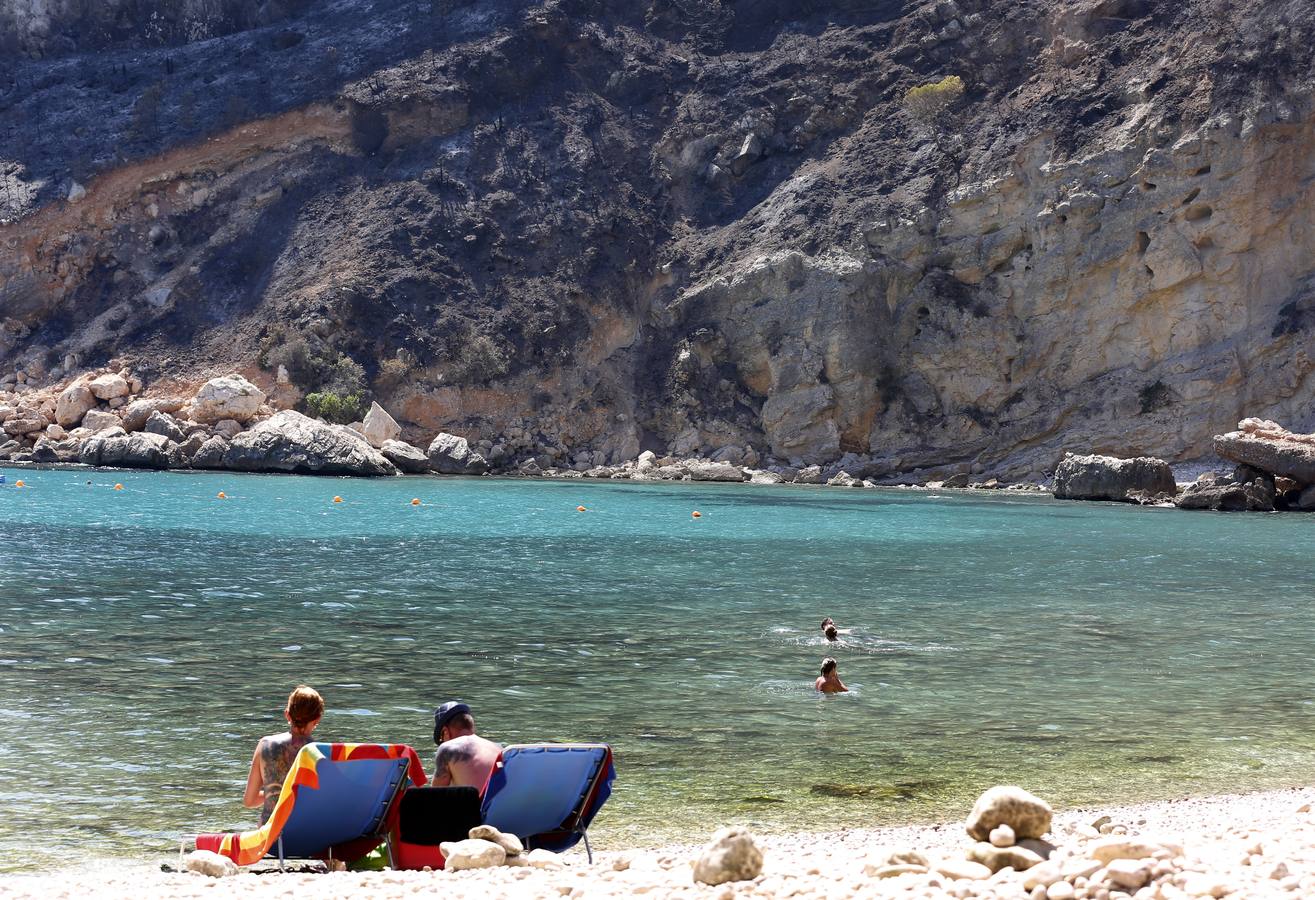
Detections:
[2, 466, 1315, 870]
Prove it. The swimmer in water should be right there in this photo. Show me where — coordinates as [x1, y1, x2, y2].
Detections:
[815, 657, 848, 693]
[824, 623, 839, 642]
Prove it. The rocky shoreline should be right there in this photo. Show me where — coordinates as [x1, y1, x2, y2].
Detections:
[4, 785, 1315, 899]
[6, 370, 1315, 513]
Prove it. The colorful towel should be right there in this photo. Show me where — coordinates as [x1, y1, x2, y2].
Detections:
[197, 742, 427, 866]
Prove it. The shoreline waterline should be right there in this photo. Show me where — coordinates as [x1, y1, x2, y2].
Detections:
[3, 786, 1314, 897]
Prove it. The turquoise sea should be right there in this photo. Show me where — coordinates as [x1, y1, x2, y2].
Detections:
[2, 465, 1315, 870]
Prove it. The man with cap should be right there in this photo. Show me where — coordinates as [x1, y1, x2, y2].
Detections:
[432, 700, 502, 788]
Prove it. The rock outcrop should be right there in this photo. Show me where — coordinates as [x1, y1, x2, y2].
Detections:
[1052, 454, 1177, 503]
[1214, 419, 1315, 485]
[1175, 471, 1275, 512]
[380, 439, 430, 474]
[362, 402, 402, 449]
[79, 428, 176, 469]
[222, 411, 397, 476]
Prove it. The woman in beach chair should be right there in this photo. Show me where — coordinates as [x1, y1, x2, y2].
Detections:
[244, 685, 324, 824]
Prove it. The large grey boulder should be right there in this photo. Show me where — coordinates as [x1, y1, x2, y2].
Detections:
[1214, 418, 1315, 484]
[143, 411, 187, 443]
[88, 372, 130, 401]
[120, 397, 186, 432]
[81, 408, 121, 432]
[189, 435, 230, 469]
[80, 429, 175, 468]
[188, 374, 265, 424]
[685, 460, 747, 482]
[381, 439, 430, 474]
[1052, 453, 1176, 502]
[361, 402, 401, 448]
[1175, 471, 1274, 512]
[223, 410, 398, 476]
[428, 432, 489, 475]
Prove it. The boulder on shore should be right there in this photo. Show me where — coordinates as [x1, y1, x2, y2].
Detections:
[55, 383, 97, 427]
[1214, 418, 1315, 484]
[1175, 470, 1275, 512]
[80, 428, 176, 468]
[222, 410, 398, 476]
[188, 375, 266, 424]
[692, 827, 763, 885]
[428, 432, 489, 475]
[381, 439, 430, 474]
[362, 402, 402, 448]
[1052, 453, 1176, 502]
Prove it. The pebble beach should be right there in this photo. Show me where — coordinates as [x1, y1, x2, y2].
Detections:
[6, 787, 1315, 900]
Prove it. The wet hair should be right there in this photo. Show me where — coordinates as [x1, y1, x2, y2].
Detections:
[820, 618, 834, 630]
[285, 685, 324, 729]
[820, 657, 837, 676]
[824, 625, 838, 641]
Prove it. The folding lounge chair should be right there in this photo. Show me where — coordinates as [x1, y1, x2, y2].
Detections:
[480, 743, 615, 862]
[195, 742, 427, 867]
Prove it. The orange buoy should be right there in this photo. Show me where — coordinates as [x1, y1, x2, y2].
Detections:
[114, 483, 124, 491]
[217, 491, 227, 499]
[14, 479, 25, 487]
[576, 505, 587, 512]
[333, 496, 344, 504]
[411, 498, 421, 506]
[692, 510, 702, 518]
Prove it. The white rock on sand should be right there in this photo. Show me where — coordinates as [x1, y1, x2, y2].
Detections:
[6, 787, 1315, 899]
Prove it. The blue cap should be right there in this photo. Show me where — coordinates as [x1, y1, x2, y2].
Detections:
[433, 700, 471, 744]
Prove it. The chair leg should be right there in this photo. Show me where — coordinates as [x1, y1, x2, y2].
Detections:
[277, 835, 285, 872]
[583, 830, 592, 865]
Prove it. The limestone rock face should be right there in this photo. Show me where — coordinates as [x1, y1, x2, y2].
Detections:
[439, 838, 505, 871]
[55, 383, 97, 427]
[684, 460, 747, 482]
[362, 402, 401, 448]
[189, 375, 266, 424]
[965, 786, 1053, 842]
[2, 409, 47, 436]
[222, 410, 397, 476]
[1214, 419, 1315, 485]
[120, 398, 186, 432]
[88, 373, 129, 400]
[428, 432, 489, 475]
[692, 827, 763, 885]
[1053, 453, 1176, 502]
[381, 439, 430, 473]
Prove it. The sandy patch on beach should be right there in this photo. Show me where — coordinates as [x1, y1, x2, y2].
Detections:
[5, 787, 1315, 899]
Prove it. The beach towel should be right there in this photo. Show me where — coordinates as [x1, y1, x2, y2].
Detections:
[196, 742, 426, 866]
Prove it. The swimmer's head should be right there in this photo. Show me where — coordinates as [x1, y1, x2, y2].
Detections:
[820, 617, 834, 630]
[820, 657, 837, 676]
[824, 625, 838, 641]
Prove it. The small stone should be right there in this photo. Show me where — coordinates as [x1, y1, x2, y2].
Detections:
[870, 863, 929, 878]
[468, 824, 524, 856]
[526, 848, 566, 870]
[935, 859, 992, 881]
[692, 827, 763, 885]
[968, 841, 1044, 873]
[991, 824, 1017, 847]
[612, 855, 631, 871]
[1047, 881, 1076, 900]
[1104, 858, 1151, 891]
[965, 786, 1053, 841]
[183, 850, 238, 878]
[439, 838, 506, 870]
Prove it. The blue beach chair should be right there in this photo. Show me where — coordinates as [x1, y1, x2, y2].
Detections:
[480, 743, 615, 862]
[196, 742, 426, 867]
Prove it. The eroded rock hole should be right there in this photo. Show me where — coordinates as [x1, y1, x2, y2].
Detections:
[1184, 204, 1213, 222]
[1141, 180, 1157, 191]
[1181, 187, 1200, 205]
[1193, 165, 1212, 176]
[1136, 231, 1150, 254]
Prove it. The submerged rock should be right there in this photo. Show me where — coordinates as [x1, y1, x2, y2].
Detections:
[223, 410, 398, 476]
[1052, 453, 1176, 502]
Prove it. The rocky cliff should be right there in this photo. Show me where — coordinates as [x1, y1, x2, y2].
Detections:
[4, 0, 1315, 479]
